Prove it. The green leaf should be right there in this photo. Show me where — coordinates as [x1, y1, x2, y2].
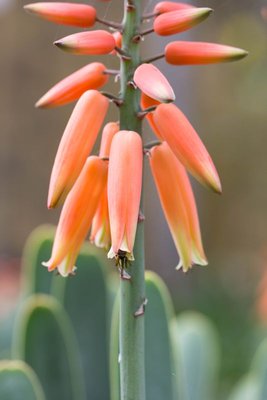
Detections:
[12, 295, 85, 400]
[51, 244, 110, 400]
[251, 338, 267, 400]
[0, 360, 45, 400]
[21, 225, 55, 295]
[110, 293, 120, 400]
[145, 271, 176, 400]
[172, 312, 220, 400]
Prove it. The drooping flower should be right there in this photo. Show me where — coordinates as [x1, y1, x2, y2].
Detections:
[43, 156, 108, 277]
[108, 131, 143, 261]
[90, 122, 120, 249]
[24, 2, 96, 27]
[54, 30, 116, 55]
[48, 90, 109, 208]
[134, 63, 175, 103]
[153, 103, 222, 193]
[154, 8, 212, 36]
[36, 63, 108, 108]
[165, 41, 248, 65]
[154, 1, 195, 15]
[150, 142, 207, 271]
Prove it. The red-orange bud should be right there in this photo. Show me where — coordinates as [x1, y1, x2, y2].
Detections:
[165, 41, 248, 65]
[108, 131, 143, 260]
[48, 90, 109, 208]
[154, 1, 195, 15]
[54, 30, 116, 55]
[36, 63, 108, 108]
[24, 2, 96, 27]
[153, 103, 222, 193]
[154, 8, 212, 36]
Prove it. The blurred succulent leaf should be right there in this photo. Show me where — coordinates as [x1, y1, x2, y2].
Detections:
[12, 294, 85, 400]
[21, 225, 55, 296]
[145, 271, 176, 400]
[0, 360, 45, 400]
[251, 338, 267, 400]
[228, 374, 260, 400]
[110, 293, 120, 400]
[51, 244, 111, 400]
[172, 311, 220, 400]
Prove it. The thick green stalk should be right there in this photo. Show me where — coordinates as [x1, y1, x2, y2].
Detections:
[119, 1, 146, 400]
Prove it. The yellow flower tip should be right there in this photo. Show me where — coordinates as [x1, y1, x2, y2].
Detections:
[229, 48, 249, 61]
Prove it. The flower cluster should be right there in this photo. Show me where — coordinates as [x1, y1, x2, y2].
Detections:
[25, 1, 247, 276]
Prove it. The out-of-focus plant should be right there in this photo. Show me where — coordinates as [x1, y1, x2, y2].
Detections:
[9, 0, 249, 398]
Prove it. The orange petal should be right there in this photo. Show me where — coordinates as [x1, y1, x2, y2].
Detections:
[165, 41, 248, 65]
[108, 131, 143, 260]
[90, 185, 111, 249]
[54, 30, 116, 55]
[140, 93, 162, 140]
[110, 31, 122, 55]
[153, 103, 222, 193]
[24, 2, 96, 27]
[154, 1, 195, 14]
[154, 8, 212, 36]
[48, 90, 109, 208]
[134, 63, 175, 103]
[36, 63, 108, 108]
[155, 142, 207, 268]
[43, 156, 108, 276]
[150, 143, 192, 271]
[99, 122, 120, 158]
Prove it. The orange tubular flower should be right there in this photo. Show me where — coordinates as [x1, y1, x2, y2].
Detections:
[90, 122, 120, 249]
[140, 93, 162, 140]
[108, 131, 143, 261]
[43, 156, 108, 277]
[48, 90, 109, 208]
[165, 41, 248, 65]
[153, 103, 222, 193]
[36, 63, 108, 108]
[150, 142, 207, 271]
[134, 63, 175, 103]
[154, 8, 212, 36]
[54, 30, 116, 55]
[24, 2, 96, 27]
[111, 31, 122, 55]
[154, 1, 195, 14]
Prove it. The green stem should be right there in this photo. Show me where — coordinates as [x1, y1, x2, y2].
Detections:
[119, 1, 146, 400]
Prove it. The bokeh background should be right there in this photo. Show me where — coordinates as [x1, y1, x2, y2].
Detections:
[1, 0, 267, 396]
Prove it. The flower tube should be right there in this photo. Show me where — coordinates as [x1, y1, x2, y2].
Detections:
[90, 122, 120, 249]
[153, 103, 222, 193]
[36, 63, 108, 108]
[151, 142, 207, 270]
[43, 156, 108, 277]
[108, 131, 143, 261]
[48, 90, 109, 208]
[140, 93, 162, 140]
[24, 2, 96, 27]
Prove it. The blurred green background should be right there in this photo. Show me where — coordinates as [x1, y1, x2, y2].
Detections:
[1, 0, 267, 395]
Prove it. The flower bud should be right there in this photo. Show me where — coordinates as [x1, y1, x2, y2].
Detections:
[154, 1, 195, 15]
